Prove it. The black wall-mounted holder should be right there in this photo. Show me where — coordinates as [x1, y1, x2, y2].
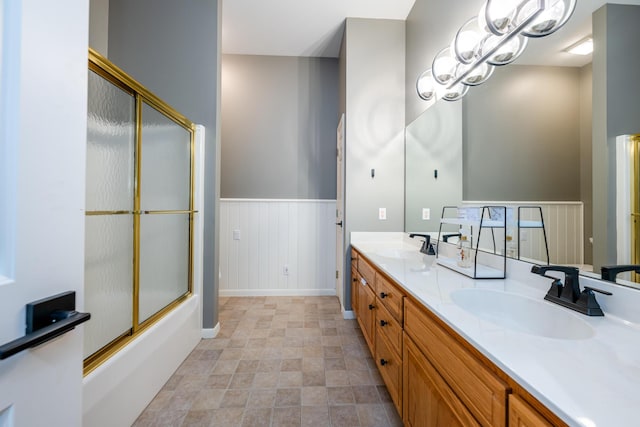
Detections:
[0, 291, 90, 360]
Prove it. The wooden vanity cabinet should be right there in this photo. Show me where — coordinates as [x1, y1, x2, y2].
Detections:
[404, 298, 508, 427]
[350, 248, 563, 427]
[404, 333, 480, 427]
[509, 394, 554, 427]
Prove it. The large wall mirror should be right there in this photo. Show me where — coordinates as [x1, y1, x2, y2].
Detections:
[405, 1, 640, 289]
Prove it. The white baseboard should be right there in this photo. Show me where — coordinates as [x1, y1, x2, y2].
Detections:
[219, 289, 337, 297]
[202, 322, 220, 339]
[342, 310, 356, 320]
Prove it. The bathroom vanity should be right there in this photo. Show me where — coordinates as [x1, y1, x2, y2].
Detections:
[350, 232, 640, 427]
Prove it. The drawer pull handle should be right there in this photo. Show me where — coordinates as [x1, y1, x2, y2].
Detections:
[380, 292, 388, 299]
[368, 304, 375, 310]
[380, 358, 388, 366]
[380, 320, 388, 327]
[353, 278, 357, 282]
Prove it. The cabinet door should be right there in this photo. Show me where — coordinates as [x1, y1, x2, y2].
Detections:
[509, 395, 553, 427]
[403, 334, 480, 427]
[351, 267, 359, 312]
[357, 280, 376, 354]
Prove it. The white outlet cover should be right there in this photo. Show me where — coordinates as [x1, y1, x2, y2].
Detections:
[422, 208, 430, 220]
[233, 229, 241, 240]
[379, 208, 387, 220]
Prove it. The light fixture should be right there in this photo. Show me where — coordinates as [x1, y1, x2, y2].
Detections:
[416, 0, 577, 103]
[565, 37, 593, 56]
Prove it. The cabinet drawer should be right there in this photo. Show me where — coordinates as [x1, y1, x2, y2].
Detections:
[357, 255, 376, 288]
[376, 273, 405, 323]
[376, 329, 402, 416]
[376, 301, 402, 356]
[509, 395, 553, 427]
[404, 299, 508, 427]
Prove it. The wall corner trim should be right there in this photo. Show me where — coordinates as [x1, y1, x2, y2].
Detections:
[202, 323, 221, 339]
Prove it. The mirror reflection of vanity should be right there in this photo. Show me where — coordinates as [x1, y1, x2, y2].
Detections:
[405, 1, 640, 289]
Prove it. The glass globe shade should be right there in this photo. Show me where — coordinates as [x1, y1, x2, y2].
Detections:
[453, 17, 485, 64]
[455, 62, 494, 86]
[480, 0, 520, 35]
[432, 47, 458, 85]
[481, 33, 528, 66]
[440, 82, 469, 102]
[518, 0, 576, 37]
[416, 69, 436, 101]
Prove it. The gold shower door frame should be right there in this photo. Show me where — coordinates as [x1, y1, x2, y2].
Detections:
[84, 48, 196, 375]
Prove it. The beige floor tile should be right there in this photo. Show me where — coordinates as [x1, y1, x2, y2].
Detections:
[135, 297, 394, 427]
[329, 405, 360, 427]
[272, 406, 302, 427]
[241, 407, 272, 427]
[301, 386, 328, 406]
[301, 406, 330, 426]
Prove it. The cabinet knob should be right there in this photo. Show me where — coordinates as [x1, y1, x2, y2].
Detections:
[380, 320, 388, 327]
[353, 278, 357, 282]
[380, 359, 388, 366]
[368, 304, 375, 310]
[379, 292, 388, 299]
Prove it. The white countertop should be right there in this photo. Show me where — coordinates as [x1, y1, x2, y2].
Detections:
[351, 232, 640, 427]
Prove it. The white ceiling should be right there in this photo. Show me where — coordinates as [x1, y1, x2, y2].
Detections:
[221, 0, 416, 58]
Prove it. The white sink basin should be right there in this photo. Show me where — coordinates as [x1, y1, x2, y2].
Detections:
[374, 248, 419, 259]
[450, 288, 594, 340]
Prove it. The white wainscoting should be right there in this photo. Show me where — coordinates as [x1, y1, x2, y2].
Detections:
[220, 199, 337, 296]
[464, 201, 584, 265]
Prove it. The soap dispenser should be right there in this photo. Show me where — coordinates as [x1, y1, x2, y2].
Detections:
[457, 235, 472, 268]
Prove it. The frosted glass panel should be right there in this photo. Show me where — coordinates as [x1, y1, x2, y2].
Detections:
[86, 70, 135, 211]
[141, 103, 191, 211]
[84, 214, 133, 358]
[139, 214, 190, 322]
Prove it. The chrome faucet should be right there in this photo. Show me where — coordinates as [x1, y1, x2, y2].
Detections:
[531, 265, 612, 316]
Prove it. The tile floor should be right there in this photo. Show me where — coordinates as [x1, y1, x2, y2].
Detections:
[134, 296, 403, 427]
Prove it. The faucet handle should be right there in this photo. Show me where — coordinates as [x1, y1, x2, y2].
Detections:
[583, 286, 612, 296]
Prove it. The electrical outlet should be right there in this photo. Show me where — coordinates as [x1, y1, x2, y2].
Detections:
[422, 208, 430, 220]
[521, 230, 528, 241]
[233, 229, 241, 240]
[379, 208, 387, 220]
[283, 265, 289, 276]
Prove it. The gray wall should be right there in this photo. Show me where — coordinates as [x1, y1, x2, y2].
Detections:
[220, 55, 339, 199]
[108, 0, 222, 328]
[89, 0, 109, 56]
[592, 4, 640, 270]
[463, 65, 582, 201]
[342, 18, 405, 306]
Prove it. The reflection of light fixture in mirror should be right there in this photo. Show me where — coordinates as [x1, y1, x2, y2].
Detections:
[416, 69, 436, 101]
[432, 47, 458, 85]
[453, 17, 485, 63]
[565, 37, 593, 55]
[455, 62, 494, 86]
[441, 82, 469, 102]
[517, 0, 577, 38]
[480, 0, 520, 35]
[481, 33, 528, 65]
